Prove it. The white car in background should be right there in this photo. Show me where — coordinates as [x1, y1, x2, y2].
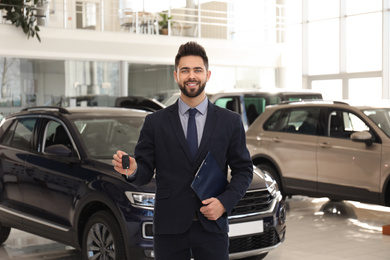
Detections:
[163, 89, 323, 130]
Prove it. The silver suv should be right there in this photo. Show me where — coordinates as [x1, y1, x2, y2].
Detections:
[246, 100, 390, 206]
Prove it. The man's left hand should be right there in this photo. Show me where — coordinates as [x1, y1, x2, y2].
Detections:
[200, 198, 226, 221]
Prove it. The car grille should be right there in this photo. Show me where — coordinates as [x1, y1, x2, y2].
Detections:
[229, 227, 280, 254]
[230, 189, 272, 216]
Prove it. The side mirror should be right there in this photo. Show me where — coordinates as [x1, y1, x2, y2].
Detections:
[44, 144, 73, 157]
[350, 131, 373, 146]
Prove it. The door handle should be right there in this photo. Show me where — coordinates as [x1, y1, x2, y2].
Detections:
[319, 142, 331, 148]
[272, 137, 282, 143]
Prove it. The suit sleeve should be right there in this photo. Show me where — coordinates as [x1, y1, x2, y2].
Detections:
[126, 114, 156, 186]
[217, 114, 253, 215]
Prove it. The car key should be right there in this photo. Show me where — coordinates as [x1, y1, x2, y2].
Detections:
[122, 155, 130, 178]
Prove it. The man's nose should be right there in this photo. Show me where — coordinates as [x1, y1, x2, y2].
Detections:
[188, 70, 197, 79]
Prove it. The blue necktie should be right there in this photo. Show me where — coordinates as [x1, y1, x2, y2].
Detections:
[187, 108, 198, 159]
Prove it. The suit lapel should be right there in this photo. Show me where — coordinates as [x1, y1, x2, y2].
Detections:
[168, 102, 194, 162]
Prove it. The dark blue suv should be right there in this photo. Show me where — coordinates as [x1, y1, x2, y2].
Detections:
[0, 106, 285, 260]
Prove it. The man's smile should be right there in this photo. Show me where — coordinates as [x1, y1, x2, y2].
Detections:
[186, 82, 199, 88]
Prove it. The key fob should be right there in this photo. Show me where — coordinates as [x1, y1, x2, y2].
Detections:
[122, 155, 130, 169]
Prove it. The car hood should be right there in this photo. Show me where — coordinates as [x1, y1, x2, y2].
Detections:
[224, 166, 268, 191]
[247, 166, 268, 190]
[93, 159, 156, 192]
[97, 159, 267, 193]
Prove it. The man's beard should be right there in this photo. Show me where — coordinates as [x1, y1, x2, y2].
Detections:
[178, 81, 206, 98]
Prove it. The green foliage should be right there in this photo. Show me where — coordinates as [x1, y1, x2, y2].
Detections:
[158, 11, 172, 29]
[0, 0, 42, 42]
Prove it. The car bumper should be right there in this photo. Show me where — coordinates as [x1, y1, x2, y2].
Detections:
[228, 193, 286, 259]
[124, 193, 286, 259]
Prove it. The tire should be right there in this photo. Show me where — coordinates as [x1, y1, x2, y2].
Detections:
[0, 225, 11, 244]
[242, 252, 268, 260]
[257, 163, 284, 197]
[82, 211, 127, 260]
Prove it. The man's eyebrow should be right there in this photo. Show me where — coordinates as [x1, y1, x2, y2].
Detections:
[180, 66, 204, 70]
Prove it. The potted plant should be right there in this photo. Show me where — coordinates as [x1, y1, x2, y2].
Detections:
[0, 0, 43, 41]
[158, 11, 172, 35]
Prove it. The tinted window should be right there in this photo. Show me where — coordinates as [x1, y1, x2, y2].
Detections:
[214, 97, 240, 113]
[269, 96, 282, 105]
[243, 97, 265, 125]
[364, 109, 390, 137]
[74, 117, 145, 159]
[0, 119, 15, 143]
[328, 110, 370, 139]
[44, 120, 75, 154]
[264, 107, 321, 136]
[2, 118, 37, 150]
[263, 110, 282, 131]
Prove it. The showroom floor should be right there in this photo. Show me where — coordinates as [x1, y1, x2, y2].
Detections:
[0, 196, 389, 260]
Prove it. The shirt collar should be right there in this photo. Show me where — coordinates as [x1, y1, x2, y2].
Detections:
[178, 96, 208, 116]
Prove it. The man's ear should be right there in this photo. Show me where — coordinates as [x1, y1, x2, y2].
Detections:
[174, 70, 178, 83]
[206, 70, 211, 82]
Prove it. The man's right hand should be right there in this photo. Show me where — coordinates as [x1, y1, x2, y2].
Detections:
[112, 150, 137, 178]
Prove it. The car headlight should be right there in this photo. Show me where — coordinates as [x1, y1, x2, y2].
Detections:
[253, 166, 280, 197]
[125, 192, 155, 210]
[265, 174, 279, 197]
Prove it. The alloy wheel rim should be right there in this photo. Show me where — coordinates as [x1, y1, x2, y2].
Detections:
[86, 223, 115, 260]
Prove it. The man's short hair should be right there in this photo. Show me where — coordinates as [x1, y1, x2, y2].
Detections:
[175, 41, 209, 71]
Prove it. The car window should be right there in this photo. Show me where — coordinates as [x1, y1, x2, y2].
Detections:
[243, 97, 265, 125]
[268, 96, 282, 105]
[1, 118, 37, 150]
[328, 110, 370, 139]
[214, 97, 241, 113]
[1, 120, 17, 146]
[284, 94, 323, 102]
[0, 119, 15, 141]
[263, 110, 282, 131]
[264, 107, 321, 136]
[44, 120, 75, 154]
[74, 117, 144, 159]
[364, 109, 390, 138]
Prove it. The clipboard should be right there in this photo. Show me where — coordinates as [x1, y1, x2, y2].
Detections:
[191, 151, 228, 200]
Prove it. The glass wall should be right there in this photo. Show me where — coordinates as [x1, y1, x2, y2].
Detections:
[299, 0, 384, 101]
[345, 12, 381, 73]
[349, 78, 382, 102]
[312, 79, 342, 101]
[0, 58, 22, 116]
[0, 56, 276, 116]
[0, 58, 121, 115]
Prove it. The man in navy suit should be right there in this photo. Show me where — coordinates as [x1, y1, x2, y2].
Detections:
[113, 41, 253, 260]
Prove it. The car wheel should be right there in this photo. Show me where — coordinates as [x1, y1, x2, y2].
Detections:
[0, 225, 11, 244]
[82, 211, 127, 260]
[258, 163, 284, 196]
[242, 253, 268, 260]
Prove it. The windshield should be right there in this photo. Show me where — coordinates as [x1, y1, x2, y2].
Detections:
[73, 117, 145, 159]
[363, 109, 390, 137]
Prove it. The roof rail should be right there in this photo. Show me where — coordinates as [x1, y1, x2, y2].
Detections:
[278, 99, 350, 106]
[333, 101, 350, 105]
[21, 106, 71, 114]
[279, 99, 321, 105]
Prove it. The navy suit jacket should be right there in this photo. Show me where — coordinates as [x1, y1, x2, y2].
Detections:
[129, 100, 253, 234]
